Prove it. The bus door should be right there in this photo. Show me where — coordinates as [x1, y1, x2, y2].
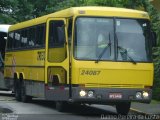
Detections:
[45, 18, 69, 101]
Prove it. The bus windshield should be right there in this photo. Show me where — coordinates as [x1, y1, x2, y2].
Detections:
[74, 17, 152, 62]
[116, 19, 151, 62]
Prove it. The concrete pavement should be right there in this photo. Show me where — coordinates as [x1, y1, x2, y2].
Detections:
[131, 101, 160, 115]
[0, 91, 160, 116]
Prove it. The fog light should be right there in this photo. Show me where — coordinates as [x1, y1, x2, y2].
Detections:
[88, 91, 94, 98]
[143, 91, 149, 99]
[79, 90, 86, 97]
[136, 92, 142, 99]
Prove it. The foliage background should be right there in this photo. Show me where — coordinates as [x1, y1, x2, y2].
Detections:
[0, 0, 160, 100]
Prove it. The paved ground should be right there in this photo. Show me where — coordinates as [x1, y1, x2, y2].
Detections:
[0, 92, 127, 120]
[131, 102, 160, 115]
[0, 91, 160, 120]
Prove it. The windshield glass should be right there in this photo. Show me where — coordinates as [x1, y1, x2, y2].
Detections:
[116, 19, 151, 62]
[74, 17, 114, 61]
[74, 17, 152, 62]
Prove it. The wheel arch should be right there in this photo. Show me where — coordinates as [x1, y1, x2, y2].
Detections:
[14, 72, 19, 79]
[19, 72, 25, 81]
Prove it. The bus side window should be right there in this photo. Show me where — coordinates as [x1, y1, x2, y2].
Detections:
[36, 24, 45, 47]
[7, 32, 14, 50]
[28, 27, 36, 47]
[14, 31, 21, 49]
[21, 29, 28, 48]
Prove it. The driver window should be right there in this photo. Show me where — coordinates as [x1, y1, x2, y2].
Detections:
[48, 20, 66, 62]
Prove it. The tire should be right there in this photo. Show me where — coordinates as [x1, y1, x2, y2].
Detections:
[15, 81, 21, 101]
[56, 101, 67, 112]
[13, 79, 16, 93]
[116, 102, 131, 115]
[21, 80, 32, 103]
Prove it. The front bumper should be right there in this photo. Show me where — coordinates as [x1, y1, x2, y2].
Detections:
[71, 87, 152, 104]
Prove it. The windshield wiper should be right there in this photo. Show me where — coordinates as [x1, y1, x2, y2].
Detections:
[118, 46, 137, 64]
[95, 43, 111, 63]
[115, 32, 136, 64]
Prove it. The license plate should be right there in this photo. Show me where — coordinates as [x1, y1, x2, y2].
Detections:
[109, 93, 122, 99]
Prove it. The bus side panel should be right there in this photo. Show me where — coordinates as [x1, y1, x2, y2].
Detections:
[4, 67, 14, 90]
[4, 49, 45, 98]
[25, 80, 45, 98]
[24, 67, 45, 98]
[45, 88, 70, 101]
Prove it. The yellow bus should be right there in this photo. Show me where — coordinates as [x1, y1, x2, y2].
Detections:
[4, 7, 156, 115]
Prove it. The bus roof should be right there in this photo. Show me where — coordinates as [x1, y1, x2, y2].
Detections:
[9, 6, 149, 31]
[0, 24, 11, 33]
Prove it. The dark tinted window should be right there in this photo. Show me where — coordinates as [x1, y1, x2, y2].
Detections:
[21, 29, 28, 48]
[35, 24, 45, 47]
[7, 32, 14, 50]
[49, 21, 65, 47]
[14, 31, 21, 48]
[7, 24, 46, 50]
[28, 27, 36, 47]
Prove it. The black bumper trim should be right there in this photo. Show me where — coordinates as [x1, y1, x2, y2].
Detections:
[71, 87, 152, 104]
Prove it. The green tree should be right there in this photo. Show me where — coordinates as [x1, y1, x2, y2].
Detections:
[143, 0, 160, 101]
[12, 0, 33, 22]
[0, 0, 18, 24]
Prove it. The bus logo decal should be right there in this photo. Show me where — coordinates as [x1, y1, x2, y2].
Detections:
[37, 51, 45, 61]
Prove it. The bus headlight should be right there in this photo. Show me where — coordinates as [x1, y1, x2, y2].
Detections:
[87, 91, 94, 98]
[136, 92, 142, 99]
[143, 91, 149, 99]
[79, 90, 86, 97]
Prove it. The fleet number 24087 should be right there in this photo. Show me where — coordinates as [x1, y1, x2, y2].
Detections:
[80, 70, 101, 76]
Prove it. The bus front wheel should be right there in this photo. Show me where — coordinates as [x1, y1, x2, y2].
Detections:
[116, 102, 131, 115]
